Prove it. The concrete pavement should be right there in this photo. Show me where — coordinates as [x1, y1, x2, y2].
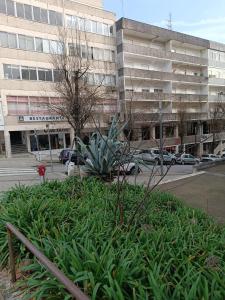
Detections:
[159, 163, 225, 223]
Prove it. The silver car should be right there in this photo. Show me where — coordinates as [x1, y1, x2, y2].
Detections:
[176, 154, 200, 165]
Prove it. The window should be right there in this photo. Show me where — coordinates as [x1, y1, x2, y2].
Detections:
[142, 89, 150, 93]
[66, 15, 73, 27]
[141, 127, 150, 140]
[53, 70, 63, 82]
[49, 10, 62, 26]
[78, 17, 85, 31]
[85, 19, 91, 32]
[91, 21, 97, 33]
[18, 35, 34, 51]
[154, 89, 163, 93]
[50, 40, 58, 54]
[4, 64, 20, 79]
[38, 68, 52, 81]
[6, 0, 15, 16]
[33, 6, 40, 21]
[103, 23, 109, 36]
[43, 39, 50, 53]
[21, 66, 37, 80]
[35, 37, 43, 52]
[97, 22, 103, 35]
[16, 2, 24, 18]
[0, 0, 6, 13]
[81, 45, 87, 58]
[8, 33, 17, 48]
[40, 8, 48, 23]
[0, 32, 8, 47]
[24, 4, 32, 20]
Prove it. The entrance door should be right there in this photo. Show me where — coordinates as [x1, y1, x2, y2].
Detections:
[10, 131, 22, 145]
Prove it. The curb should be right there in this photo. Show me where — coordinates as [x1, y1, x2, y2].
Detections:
[159, 171, 205, 185]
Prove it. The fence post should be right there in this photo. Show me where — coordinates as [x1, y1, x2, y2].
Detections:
[7, 228, 16, 283]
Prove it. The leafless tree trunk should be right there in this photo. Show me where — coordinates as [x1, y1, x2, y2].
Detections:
[49, 27, 107, 145]
[177, 97, 187, 153]
[209, 100, 225, 153]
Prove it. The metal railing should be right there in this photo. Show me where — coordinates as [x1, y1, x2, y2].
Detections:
[6, 223, 90, 300]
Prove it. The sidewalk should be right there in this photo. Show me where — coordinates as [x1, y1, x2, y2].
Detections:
[159, 164, 225, 223]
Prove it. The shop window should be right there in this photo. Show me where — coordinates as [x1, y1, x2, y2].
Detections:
[155, 126, 160, 139]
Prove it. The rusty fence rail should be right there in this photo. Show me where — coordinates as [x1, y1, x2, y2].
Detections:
[6, 222, 90, 300]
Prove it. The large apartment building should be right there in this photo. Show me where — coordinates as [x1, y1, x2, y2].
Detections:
[0, 0, 116, 157]
[116, 18, 225, 155]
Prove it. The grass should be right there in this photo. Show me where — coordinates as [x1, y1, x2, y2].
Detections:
[0, 177, 224, 299]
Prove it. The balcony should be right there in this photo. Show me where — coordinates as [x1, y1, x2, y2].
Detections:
[122, 91, 208, 102]
[132, 112, 208, 123]
[208, 77, 225, 86]
[120, 68, 208, 84]
[120, 43, 208, 66]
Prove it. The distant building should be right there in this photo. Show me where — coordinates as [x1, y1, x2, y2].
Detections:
[0, 0, 116, 157]
[116, 18, 225, 155]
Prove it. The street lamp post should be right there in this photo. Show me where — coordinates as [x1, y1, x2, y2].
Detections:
[159, 100, 164, 177]
[46, 124, 53, 172]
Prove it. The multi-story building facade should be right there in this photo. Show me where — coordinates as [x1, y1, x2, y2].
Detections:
[0, 0, 117, 157]
[116, 18, 225, 155]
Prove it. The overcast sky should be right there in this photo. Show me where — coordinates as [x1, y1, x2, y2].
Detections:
[104, 0, 225, 43]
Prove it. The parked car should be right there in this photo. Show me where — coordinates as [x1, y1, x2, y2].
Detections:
[151, 149, 176, 165]
[59, 149, 74, 164]
[176, 154, 200, 165]
[201, 154, 221, 162]
[133, 149, 155, 164]
[65, 151, 86, 175]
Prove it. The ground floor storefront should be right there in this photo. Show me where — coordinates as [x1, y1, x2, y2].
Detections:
[3, 126, 73, 158]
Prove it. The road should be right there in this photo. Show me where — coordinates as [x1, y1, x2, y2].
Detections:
[159, 163, 225, 223]
[0, 156, 195, 192]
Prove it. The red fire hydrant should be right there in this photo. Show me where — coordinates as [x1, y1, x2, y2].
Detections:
[37, 165, 46, 183]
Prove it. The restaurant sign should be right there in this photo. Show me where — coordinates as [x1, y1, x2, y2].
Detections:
[18, 115, 65, 122]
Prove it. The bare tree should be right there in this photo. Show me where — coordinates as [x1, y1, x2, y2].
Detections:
[177, 97, 188, 153]
[49, 27, 107, 145]
[209, 99, 225, 153]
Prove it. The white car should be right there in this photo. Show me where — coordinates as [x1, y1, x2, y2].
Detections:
[201, 154, 221, 162]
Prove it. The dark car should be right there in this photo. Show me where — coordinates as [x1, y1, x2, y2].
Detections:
[59, 149, 74, 164]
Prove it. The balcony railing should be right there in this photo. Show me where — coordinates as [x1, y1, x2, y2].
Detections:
[122, 91, 208, 102]
[208, 77, 225, 86]
[132, 112, 208, 123]
[121, 43, 208, 66]
[120, 68, 208, 84]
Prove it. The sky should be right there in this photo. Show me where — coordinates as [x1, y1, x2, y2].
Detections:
[104, 0, 225, 43]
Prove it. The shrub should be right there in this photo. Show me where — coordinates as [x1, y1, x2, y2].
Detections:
[0, 178, 224, 299]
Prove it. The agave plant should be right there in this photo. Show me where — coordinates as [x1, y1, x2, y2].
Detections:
[77, 117, 135, 180]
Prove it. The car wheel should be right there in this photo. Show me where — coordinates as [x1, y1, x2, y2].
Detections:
[171, 159, 175, 165]
[181, 160, 185, 165]
[130, 166, 138, 175]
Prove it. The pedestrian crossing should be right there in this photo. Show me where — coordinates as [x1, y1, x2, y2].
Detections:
[0, 168, 37, 177]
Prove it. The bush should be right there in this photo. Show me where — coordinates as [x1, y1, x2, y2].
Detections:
[0, 178, 224, 299]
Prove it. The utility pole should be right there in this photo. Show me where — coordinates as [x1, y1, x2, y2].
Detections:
[34, 129, 40, 161]
[46, 124, 53, 172]
[159, 100, 164, 177]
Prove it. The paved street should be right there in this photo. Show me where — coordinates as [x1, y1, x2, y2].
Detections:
[159, 164, 225, 223]
[0, 156, 195, 192]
